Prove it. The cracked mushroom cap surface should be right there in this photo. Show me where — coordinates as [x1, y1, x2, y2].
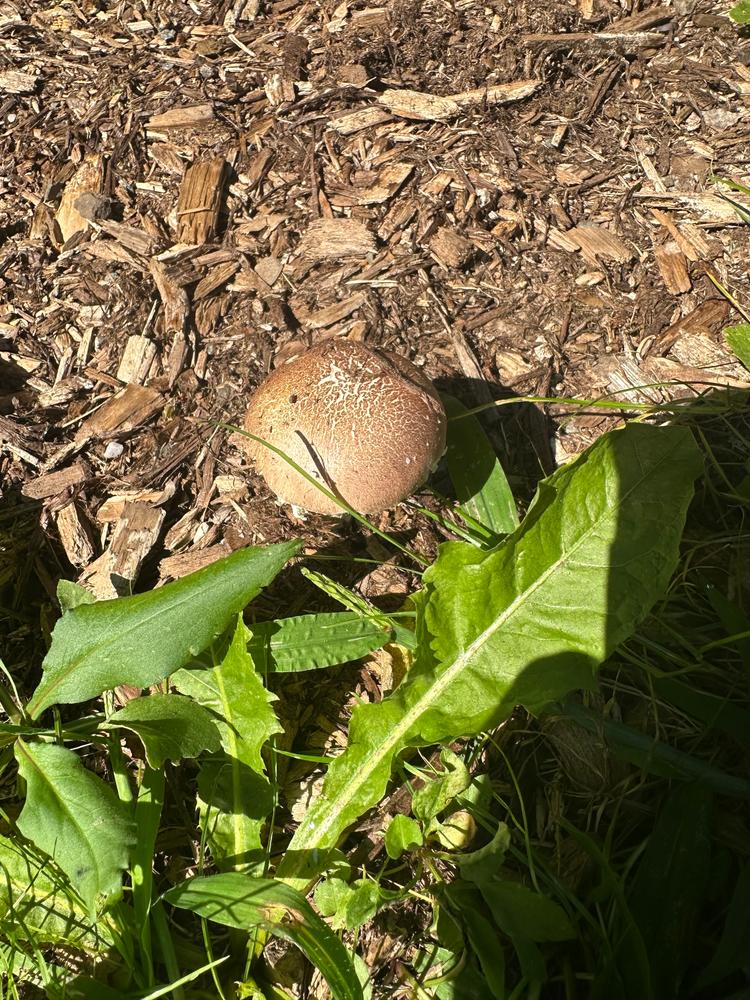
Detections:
[241, 340, 447, 515]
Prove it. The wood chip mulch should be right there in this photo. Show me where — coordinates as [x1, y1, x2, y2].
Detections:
[1, 0, 749, 604]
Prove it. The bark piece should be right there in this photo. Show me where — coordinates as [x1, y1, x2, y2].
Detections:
[148, 104, 215, 129]
[297, 218, 376, 262]
[56, 154, 105, 243]
[176, 158, 227, 244]
[22, 462, 88, 500]
[75, 384, 163, 444]
[654, 245, 691, 294]
[429, 226, 475, 268]
[56, 503, 96, 568]
[378, 80, 539, 121]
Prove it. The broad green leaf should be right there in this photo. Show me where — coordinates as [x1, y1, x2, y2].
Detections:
[444, 882, 506, 998]
[173, 618, 281, 870]
[730, 0, 750, 25]
[14, 740, 136, 912]
[279, 424, 702, 886]
[341, 880, 389, 931]
[0, 834, 112, 952]
[249, 611, 410, 673]
[384, 815, 423, 859]
[628, 784, 713, 1000]
[314, 876, 354, 924]
[480, 882, 575, 942]
[444, 393, 518, 541]
[105, 694, 221, 767]
[164, 873, 363, 1000]
[725, 324, 750, 371]
[459, 822, 511, 884]
[28, 541, 300, 718]
[413, 748, 471, 825]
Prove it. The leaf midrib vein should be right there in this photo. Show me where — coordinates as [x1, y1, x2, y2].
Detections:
[290, 441, 672, 857]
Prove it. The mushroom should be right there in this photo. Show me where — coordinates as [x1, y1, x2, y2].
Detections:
[241, 339, 447, 515]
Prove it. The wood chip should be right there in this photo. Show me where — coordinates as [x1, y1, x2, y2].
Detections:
[55, 154, 105, 243]
[97, 482, 176, 523]
[654, 244, 691, 294]
[326, 107, 393, 135]
[116, 336, 158, 384]
[358, 163, 414, 205]
[378, 80, 539, 121]
[159, 542, 232, 581]
[653, 300, 730, 355]
[176, 158, 227, 244]
[429, 226, 475, 268]
[108, 503, 166, 584]
[0, 70, 38, 94]
[22, 461, 89, 500]
[295, 292, 367, 329]
[81, 503, 166, 598]
[56, 503, 96, 568]
[297, 218, 376, 262]
[150, 258, 190, 334]
[565, 224, 635, 264]
[523, 29, 666, 49]
[193, 260, 240, 300]
[148, 103, 215, 129]
[75, 384, 163, 444]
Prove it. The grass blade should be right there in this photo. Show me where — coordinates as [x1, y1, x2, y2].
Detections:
[164, 873, 363, 1000]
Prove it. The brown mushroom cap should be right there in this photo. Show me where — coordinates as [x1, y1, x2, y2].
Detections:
[241, 340, 447, 515]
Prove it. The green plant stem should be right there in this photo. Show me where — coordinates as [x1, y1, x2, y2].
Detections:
[104, 693, 133, 806]
[151, 901, 185, 1000]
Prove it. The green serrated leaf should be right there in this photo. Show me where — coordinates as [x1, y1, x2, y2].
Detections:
[278, 424, 702, 887]
[725, 324, 750, 372]
[28, 541, 300, 718]
[384, 815, 423, 860]
[14, 741, 136, 913]
[174, 618, 281, 870]
[164, 873, 363, 1000]
[105, 694, 222, 767]
[0, 835, 112, 952]
[444, 393, 518, 541]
